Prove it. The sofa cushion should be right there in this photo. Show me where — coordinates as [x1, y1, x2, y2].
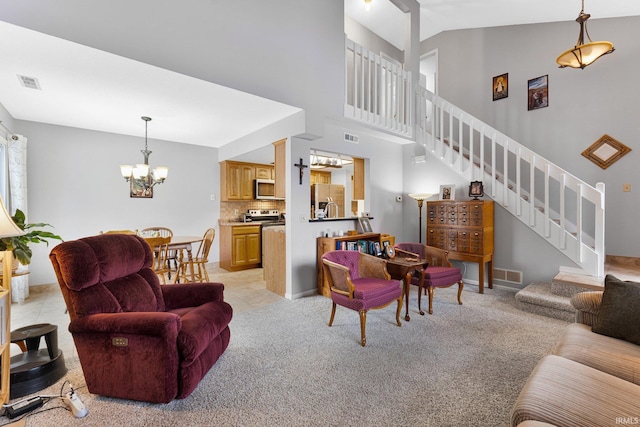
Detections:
[554, 323, 640, 386]
[511, 355, 640, 427]
[592, 274, 640, 345]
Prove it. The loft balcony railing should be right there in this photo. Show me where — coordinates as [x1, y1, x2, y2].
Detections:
[344, 37, 605, 278]
[344, 37, 413, 138]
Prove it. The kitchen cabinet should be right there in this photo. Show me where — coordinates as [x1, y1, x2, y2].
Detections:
[220, 224, 261, 271]
[310, 171, 331, 185]
[263, 226, 285, 296]
[273, 139, 286, 199]
[220, 161, 255, 201]
[255, 165, 274, 180]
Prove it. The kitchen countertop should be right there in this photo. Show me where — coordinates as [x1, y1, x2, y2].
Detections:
[218, 220, 260, 226]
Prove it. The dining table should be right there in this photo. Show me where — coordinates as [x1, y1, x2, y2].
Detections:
[168, 236, 203, 283]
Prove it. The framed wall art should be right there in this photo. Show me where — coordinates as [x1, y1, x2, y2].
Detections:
[130, 179, 153, 198]
[493, 73, 508, 101]
[581, 134, 631, 169]
[358, 217, 373, 234]
[439, 184, 455, 200]
[469, 181, 484, 200]
[528, 75, 548, 111]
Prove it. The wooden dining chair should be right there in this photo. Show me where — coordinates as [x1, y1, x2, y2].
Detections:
[176, 228, 215, 283]
[143, 236, 172, 284]
[141, 227, 177, 274]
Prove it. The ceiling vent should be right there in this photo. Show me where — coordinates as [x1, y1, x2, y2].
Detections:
[17, 75, 41, 90]
[344, 132, 359, 144]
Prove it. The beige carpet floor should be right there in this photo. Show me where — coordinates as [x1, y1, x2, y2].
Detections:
[4, 285, 569, 427]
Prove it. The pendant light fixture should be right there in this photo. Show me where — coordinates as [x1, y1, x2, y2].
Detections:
[556, 0, 614, 69]
[120, 117, 168, 196]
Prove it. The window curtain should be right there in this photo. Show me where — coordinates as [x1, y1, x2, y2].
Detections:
[8, 134, 28, 303]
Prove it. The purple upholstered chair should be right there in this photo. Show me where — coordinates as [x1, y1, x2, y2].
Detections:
[322, 250, 402, 346]
[49, 234, 233, 403]
[395, 243, 463, 315]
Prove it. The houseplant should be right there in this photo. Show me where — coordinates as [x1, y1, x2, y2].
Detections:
[0, 209, 62, 266]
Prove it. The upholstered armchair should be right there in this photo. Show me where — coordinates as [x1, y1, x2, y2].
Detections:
[49, 234, 233, 403]
[322, 250, 402, 346]
[395, 242, 463, 315]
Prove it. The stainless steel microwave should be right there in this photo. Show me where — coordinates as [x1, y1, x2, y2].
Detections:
[255, 179, 277, 199]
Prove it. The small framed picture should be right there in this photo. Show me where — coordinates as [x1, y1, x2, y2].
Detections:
[528, 75, 548, 111]
[493, 73, 508, 101]
[469, 181, 484, 199]
[439, 184, 455, 201]
[373, 242, 382, 256]
[384, 245, 396, 259]
[358, 217, 372, 233]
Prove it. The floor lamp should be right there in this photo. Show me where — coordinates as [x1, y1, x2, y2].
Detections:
[408, 193, 433, 244]
[0, 195, 25, 404]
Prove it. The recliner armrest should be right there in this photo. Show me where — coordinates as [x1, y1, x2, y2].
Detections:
[70, 311, 181, 338]
[162, 282, 225, 310]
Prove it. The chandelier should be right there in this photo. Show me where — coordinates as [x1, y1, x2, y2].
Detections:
[120, 116, 168, 197]
[556, 0, 614, 69]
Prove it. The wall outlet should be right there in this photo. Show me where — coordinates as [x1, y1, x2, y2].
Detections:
[210, 194, 216, 201]
[234, 209, 239, 215]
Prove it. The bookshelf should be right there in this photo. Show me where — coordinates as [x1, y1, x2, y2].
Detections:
[316, 232, 384, 297]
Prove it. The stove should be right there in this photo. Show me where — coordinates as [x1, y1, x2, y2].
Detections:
[248, 209, 280, 221]
[247, 209, 285, 228]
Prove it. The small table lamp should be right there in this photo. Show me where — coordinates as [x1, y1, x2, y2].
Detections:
[408, 193, 433, 244]
[0, 194, 24, 403]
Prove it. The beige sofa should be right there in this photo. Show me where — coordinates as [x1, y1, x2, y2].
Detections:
[511, 276, 640, 427]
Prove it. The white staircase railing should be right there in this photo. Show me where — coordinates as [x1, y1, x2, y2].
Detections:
[417, 87, 604, 277]
[343, 37, 604, 277]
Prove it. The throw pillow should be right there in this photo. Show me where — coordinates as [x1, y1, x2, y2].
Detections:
[592, 274, 640, 345]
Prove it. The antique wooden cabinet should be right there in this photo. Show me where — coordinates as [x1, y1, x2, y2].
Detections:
[426, 200, 494, 293]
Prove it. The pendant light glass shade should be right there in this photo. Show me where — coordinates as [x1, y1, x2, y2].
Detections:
[556, 1, 614, 69]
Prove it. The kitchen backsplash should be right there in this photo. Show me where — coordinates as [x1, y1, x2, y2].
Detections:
[220, 200, 286, 221]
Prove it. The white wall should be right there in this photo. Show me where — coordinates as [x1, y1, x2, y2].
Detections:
[411, 16, 640, 286]
[18, 120, 219, 285]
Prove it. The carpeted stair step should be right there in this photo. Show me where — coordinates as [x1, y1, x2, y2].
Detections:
[515, 282, 576, 322]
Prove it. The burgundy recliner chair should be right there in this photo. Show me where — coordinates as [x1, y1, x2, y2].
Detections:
[49, 234, 233, 403]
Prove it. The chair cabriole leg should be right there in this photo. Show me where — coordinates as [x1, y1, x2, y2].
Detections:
[359, 309, 367, 347]
[328, 302, 337, 326]
[428, 287, 434, 314]
[457, 280, 464, 305]
[395, 296, 402, 326]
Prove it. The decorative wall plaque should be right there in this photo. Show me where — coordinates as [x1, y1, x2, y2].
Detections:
[581, 134, 631, 169]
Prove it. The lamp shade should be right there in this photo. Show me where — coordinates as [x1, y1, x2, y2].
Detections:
[408, 193, 433, 201]
[0, 195, 24, 238]
[556, 41, 614, 69]
[153, 167, 168, 181]
[120, 164, 133, 179]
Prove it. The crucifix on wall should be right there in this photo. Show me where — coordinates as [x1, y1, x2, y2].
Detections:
[294, 158, 307, 185]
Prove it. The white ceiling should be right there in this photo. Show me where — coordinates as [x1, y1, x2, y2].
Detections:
[0, 21, 302, 149]
[2, 1, 640, 149]
[346, 0, 640, 50]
